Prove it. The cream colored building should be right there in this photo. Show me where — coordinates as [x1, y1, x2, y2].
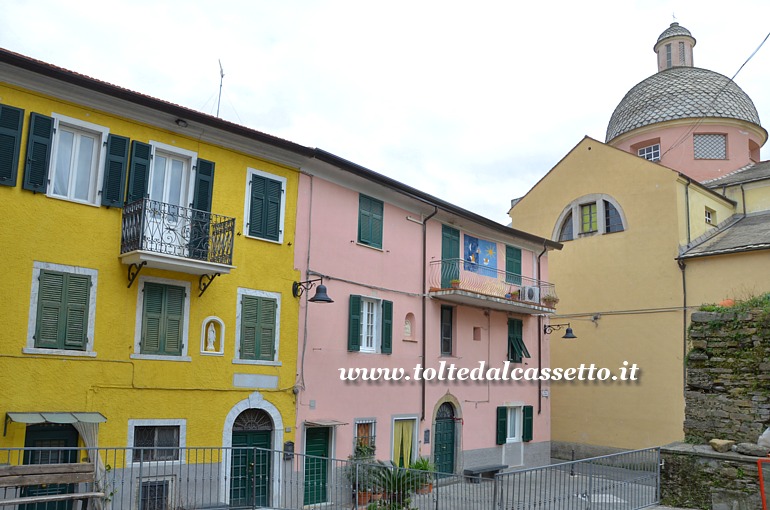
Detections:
[509, 22, 770, 455]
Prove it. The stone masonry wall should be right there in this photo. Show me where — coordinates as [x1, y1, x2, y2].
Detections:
[685, 310, 770, 444]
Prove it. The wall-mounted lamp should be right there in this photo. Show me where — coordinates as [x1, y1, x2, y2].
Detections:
[175, 119, 189, 128]
[543, 322, 577, 339]
[292, 277, 334, 303]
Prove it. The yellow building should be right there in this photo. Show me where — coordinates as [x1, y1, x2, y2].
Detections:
[509, 22, 770, 456]
[0, 49, 303, 504]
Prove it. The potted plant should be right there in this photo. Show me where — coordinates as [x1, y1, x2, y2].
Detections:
[344, 443, 377, 505]
[368, 461, 418, 509]
[449, 279, 461, 289]
[409, 456, 436, 494]
[542, 295, 559, 307]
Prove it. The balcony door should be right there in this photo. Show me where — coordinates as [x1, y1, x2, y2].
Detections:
[146, 146, 193, 258]
[441, 225, 460, 288]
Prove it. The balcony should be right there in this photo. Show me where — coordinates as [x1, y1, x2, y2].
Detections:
[428, 259, 557, 314]
[120, 199, 236, 276]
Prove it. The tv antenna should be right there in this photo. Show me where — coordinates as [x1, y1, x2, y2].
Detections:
[216, 59, 225, 118]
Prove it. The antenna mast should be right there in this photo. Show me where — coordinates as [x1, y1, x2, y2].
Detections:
[216, 60, 225, 118]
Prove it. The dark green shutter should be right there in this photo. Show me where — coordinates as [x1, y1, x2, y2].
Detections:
[496, 407, 507, 445]
[22, 113, 53, 192]
[35, 270, 89, 350]
[241, 296, 258, 359]
[101, 134, 130, 207]
[358, 195, 383, 248]
[142, 283, 164, 354]
[522, 405, 534, 442]
[193, 159, 215, 212]
[508, 319, 529, 362]
[381, 300, 393, 354]
[126, 141, 151, 203]
[505, 246, 522, 285]
[0, 104, 24, 186]
[258, 298, 276, 360]
[441, 225, 460, 287]
[248, 174, 282, 241]
[163, 286, 185, 355]
[348, 295, 361, 352]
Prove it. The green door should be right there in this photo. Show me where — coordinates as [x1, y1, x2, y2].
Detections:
[21, 424, 79, 510]
[434, 403, 456, 476]
[230, 430, 271, 508]
[304, 427, 330, 505]
[441, 225, 460, 288]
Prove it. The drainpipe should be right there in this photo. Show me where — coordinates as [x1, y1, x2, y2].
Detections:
[678, 258, 687, 398]
[741, 184, 746, 216]
[536, 241, 547, 415]
[684, 180, 691, 244]
[421, 207, 438, 422]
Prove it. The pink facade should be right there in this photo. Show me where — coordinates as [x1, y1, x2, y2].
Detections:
[294, 164, 558, 472]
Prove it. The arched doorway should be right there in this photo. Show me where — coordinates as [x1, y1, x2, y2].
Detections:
[434, 403, 456, 475]
[230, 409, 273, 508]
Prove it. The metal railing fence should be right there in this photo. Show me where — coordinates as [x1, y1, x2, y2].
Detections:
[0, 446, 660, 510]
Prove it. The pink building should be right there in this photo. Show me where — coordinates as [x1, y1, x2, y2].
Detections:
[293, 150, 561, 487]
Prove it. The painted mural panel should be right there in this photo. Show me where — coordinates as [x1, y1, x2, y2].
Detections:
[464, 234, 497, 277]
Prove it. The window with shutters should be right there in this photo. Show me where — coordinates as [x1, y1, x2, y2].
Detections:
[25, 262, 98, 356]
[495, 405, 533, 445]
[358, 194, 384, 249]
[127, 419, 186, 465]
[244, 168, 286, 243]
[132, 278, 191, 360]
[235, 289, 281, 364]
[347, 295, 393, 354]
[507, 319, 530, 363]
[0, 103, 24, 187]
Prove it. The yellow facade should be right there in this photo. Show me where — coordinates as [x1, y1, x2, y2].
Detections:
[0, 80, 300, 451]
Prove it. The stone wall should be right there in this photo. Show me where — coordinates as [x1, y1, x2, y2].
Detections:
[685, 310, 770, 444]
[661, 443, 763, 510]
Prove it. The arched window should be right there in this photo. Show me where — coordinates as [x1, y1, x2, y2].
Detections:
[558, 213, 573, 241]
[553, 194, 627, 241]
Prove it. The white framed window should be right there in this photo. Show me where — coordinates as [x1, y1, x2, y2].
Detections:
[127, 419, 186, 465]
[48, 114, 109, 206]
[234, 288, 281, 365]
[553, 194, 627, 241]
[638, 144, 661, 161]
[705, 207, 716, 225]
[131, 276, 191, 361]
[361, 298, 379, 353]
[243, 168, 287, 243]
[506, 406, 522, 443]
[25, 261, 98, 357]
[348, 295, 393, 354]
[148, 141, 196, 209]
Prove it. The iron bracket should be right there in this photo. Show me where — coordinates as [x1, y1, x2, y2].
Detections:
[199, 273, 221, 297]
[127, 261, 147, 288]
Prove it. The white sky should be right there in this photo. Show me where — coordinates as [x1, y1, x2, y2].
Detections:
[2, 0, 769, 224]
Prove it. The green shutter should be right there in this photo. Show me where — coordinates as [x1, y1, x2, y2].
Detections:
[496, 406, 507, 445]
[505, 246, 522, 285]
[248, 174, 282, 241]
[0, 103, 24, 186]
[348, 295, 361, 352]
[508, 319, 529, 362]
[192, 159, 215, 212]
[126, 141, 151, 203]
[441, 225, 460, 287]
[163, 286, 185, 355]
[101, 134, 130, 207]
[35, 270, 89, 351]
[142, 283, 164, 354]
[522, 405, 534, 442]
[241, 295, 258, 360]
[381, 300, 393, 354]
[36, 270, 65, 348]
[22, 113, 53, 192]
[258, 298, 276, 360]
[63, 274, 89, 350]
[358, 195, 383, 248]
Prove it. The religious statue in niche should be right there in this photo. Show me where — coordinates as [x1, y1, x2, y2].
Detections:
[206, 322, 217, 351]
[404, 318, 412, 339]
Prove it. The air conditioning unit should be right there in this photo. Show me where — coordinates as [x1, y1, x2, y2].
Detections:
[521, 286, 541, 303]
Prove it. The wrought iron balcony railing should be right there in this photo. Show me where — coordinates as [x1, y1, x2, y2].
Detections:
[428, 258, 557, 307]
[121, 199, 235, 266]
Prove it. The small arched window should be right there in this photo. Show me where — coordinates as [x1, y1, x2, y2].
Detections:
[559, 213, 573, 241]
[553, 194, 627, 241]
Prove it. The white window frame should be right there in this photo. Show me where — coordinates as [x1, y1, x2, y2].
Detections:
[360, 297, 381, 353]
[637, 143, 661, 161]
[127, 419, 186, 466]
[47, 114, 109, 206]
[234, 288, 282, 365]
[131, 276, 191, 361]
[506, 406, 523, 443]
[25, 261, 98, 357]
[243, 168, 287, 244]
[148, 140, 197, 207]
[552, 194, 627, 241]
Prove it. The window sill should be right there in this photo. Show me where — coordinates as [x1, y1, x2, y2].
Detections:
[23, 347, 96, 357]
[232, 359, 282, 366]
[130, 354, 192, 362]
[47, 193, 101, 208]
[244, 233, 283, 245]
[355, 242, 384, 252]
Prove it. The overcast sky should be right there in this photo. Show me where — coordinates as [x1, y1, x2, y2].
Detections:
[2, 0, 769, 224]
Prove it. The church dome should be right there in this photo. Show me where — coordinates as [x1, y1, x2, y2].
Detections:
[656, 22, 694, 46]
[605, 66, 761, 143]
